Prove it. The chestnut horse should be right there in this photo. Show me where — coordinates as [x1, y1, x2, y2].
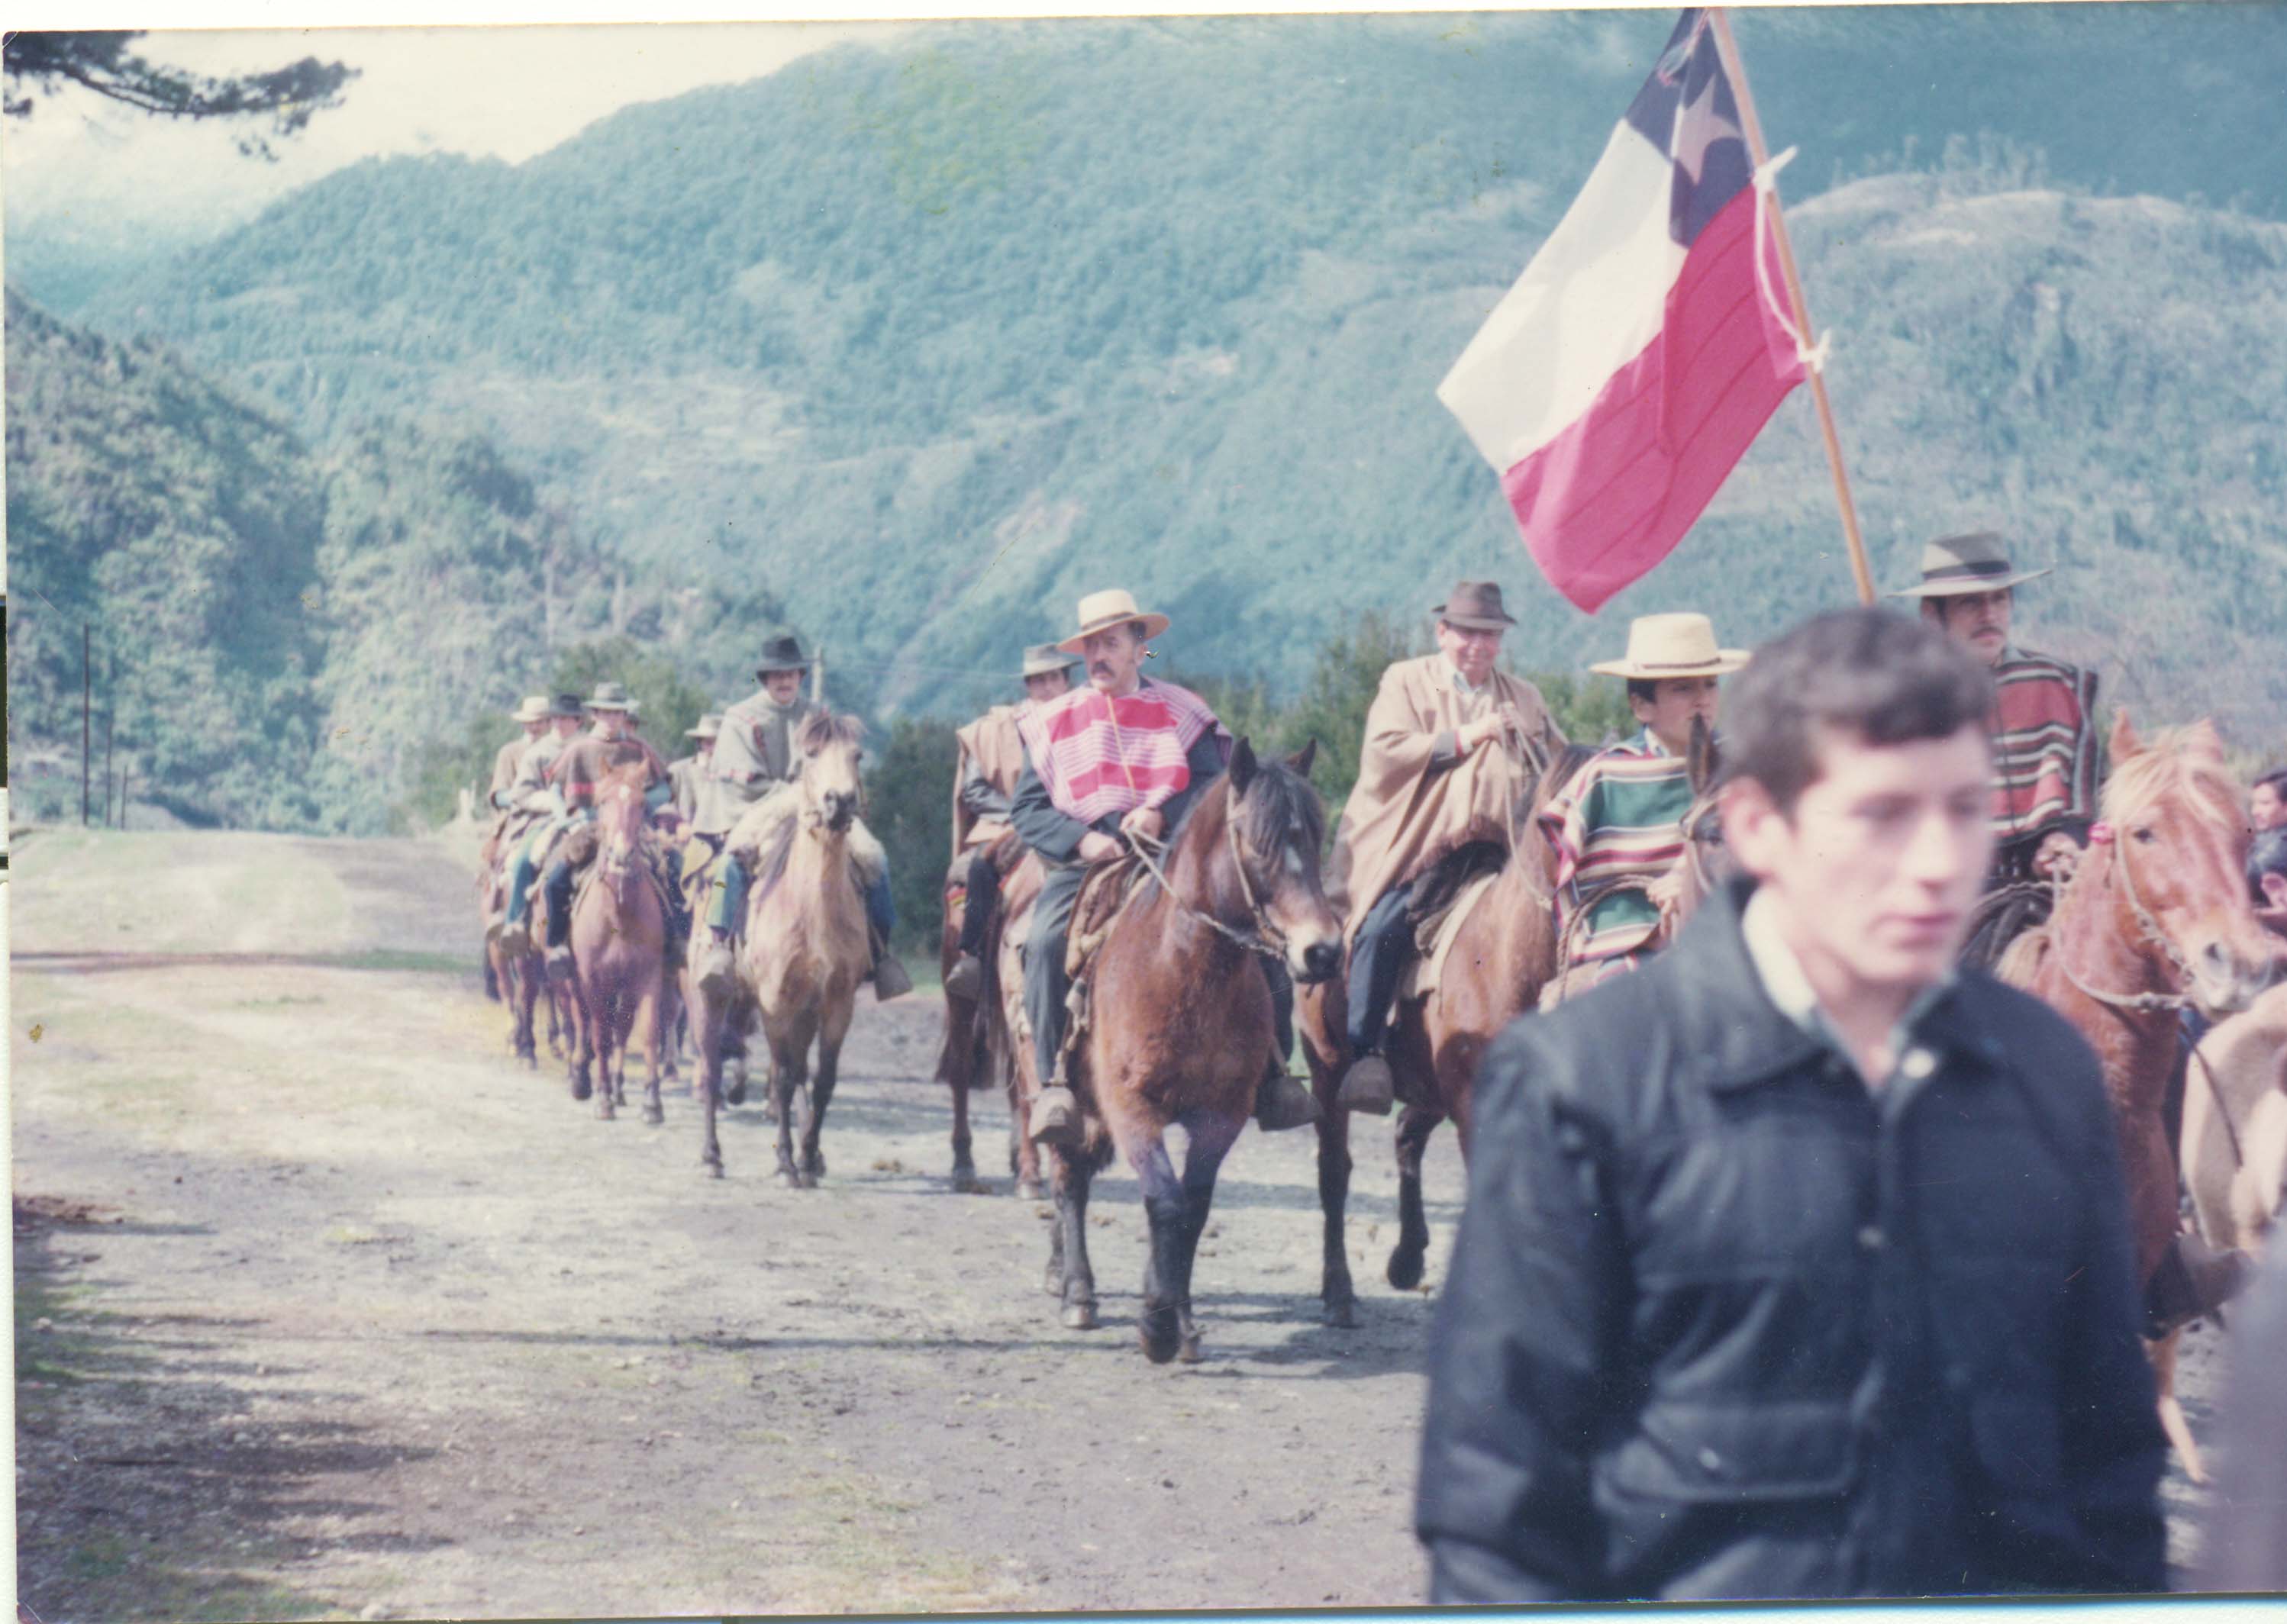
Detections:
[566, 760, 673, 1123]
[1998, 712, 2280, 1481]
[1298, 740, 1596, 1322]
[1003, 740, 1343, 1361]
[693, 709, 874, 1186]
[934, 846, 1041, 1198]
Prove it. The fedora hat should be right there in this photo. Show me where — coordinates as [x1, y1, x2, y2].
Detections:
[1056, 589, 1170, 656]
[1889, 531, 2050, 599]
[511, 694, 552, 723]
[1590, 613, 1751, 678]
[686, 712, 723, 740]
[1431, 580, 1518, 631]
[586, 680, 637, 713]
[546, 692, 587, 720]
[1020, 642, 1083, 679]
[755, 632, 812, 677]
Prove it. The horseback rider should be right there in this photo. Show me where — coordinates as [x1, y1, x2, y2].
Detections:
[1537, 613, 1747, 1005]
[493, 693, 589, 952]
[489, 696, 552, 808]
[692, 633, 913, 1004]
[943, 642, 1082, 1003]
[1331, 581, 1563, 1116]
[669, 714, 721, 829]
[1009, 589, 1321, 1145]
[531, 682, 678, 981]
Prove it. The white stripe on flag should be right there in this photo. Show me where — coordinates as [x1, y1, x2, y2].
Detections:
[1436, 120, 1683, 472]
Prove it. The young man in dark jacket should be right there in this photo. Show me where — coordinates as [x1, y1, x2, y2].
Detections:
[1416, 607, 2165, 1600]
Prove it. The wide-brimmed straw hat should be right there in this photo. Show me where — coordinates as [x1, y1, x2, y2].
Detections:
[1020, 642, 1083, 679]
[686, 712, 723, 740]
[511, 694, 552, 723]
[1590, 613, 1751, 679]
[586, 681, 638, 714]
[1889, 531, 2050, 599]
[1056, 589, 1170, 655]
[545, 692, 586, 720]
[1430, 580, 1518, 631]
[756, 632, 812, 677]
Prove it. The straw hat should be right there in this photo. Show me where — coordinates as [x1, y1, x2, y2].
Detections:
[1430, 580, 1518, 631]
[586, 681, 638, 714]
[686, 712, 723, 740]
[1021, 642, 1084, 679]
[1056, 589, 1170, 655]
[756, 632, 812, 677]
[510, 694, 552, 723]
[1888, 531, 2050, 599]
[1590, 613, 1750, 678]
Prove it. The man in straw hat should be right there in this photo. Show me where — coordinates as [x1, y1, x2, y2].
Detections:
[1009, 588, 1321, 1143]
[943, 642, 1082, 1004]
[669, 713, 722, 830]
[479, 695, 556, 996]
[1332, 580, 1563, 1116]
[694, 633, 912, 1003]
[1537, 612, 1748, 1004]
[493, 691, 588, 954]
[525, 682, 676, 979]
[1892, 532, 2098, 896]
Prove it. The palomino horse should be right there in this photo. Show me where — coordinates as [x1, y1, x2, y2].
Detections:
[1297, 740, 1596, 1322]
[1998, 712, 2280, 1481]
[2184, 982, 2287, 1258]
[933, 845, 1041, 1197]
[693, 709, 875, 1185]
[1002, 740, 1342, 1361]
[566, 760, 673, 1123]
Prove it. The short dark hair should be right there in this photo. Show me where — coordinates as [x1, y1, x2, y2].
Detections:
[2255, 766, 2287, 803]
[1625, 678, 1659, 708]
[1721, 607, 1995, 814]
[2252, 827, 2287, 891]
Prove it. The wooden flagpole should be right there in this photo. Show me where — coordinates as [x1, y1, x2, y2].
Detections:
[1708, 8, 1876, 606]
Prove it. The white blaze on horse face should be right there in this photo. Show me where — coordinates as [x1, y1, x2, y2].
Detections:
[1726, 724, 1992, 1002]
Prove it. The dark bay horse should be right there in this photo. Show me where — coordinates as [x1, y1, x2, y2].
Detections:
[566, 760, 673, 1123]
[1298, 741, 1595, 1323]
[934, 845, 1041, 1198]
[1998, 712, 2280, 1480]
[1008, 740, 1343, 1362]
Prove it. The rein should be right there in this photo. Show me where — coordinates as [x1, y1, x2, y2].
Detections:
[1126, 801, 1291, 963]
[2047, 827, 2198, 1016]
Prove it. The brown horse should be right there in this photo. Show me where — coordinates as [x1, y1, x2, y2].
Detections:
[565, 761, 673, 1123]
[694, 709, 875, 1185]
[933, 845, 1041, 1197]
[1005, 740, 1342, 1361]
[1298, 741, 1595, 1322]
[1998, 712, 2280, 1481]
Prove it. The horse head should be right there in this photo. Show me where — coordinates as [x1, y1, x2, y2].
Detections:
[1670, 714, 1732, 931]
[795, 708, 867, 837]
[1221, 736, 1343, 986]
[2099, 710, 2280, 1017]
[598, 760, 650, 901]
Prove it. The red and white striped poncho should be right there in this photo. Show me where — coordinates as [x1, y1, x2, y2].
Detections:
[1016, 678, 1227, 828]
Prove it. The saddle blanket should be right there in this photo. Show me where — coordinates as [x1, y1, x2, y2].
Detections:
[1396, 871, 1501, 1004]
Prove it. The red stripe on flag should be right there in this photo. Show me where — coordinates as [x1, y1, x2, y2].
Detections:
[1500, 188, 1803, 613]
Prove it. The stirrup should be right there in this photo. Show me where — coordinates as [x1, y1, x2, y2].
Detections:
[873, 953, 914, 1002]
[695, 938, 737, 1000]
[1255, 1073, 1323, 1133]
[1030, 1084, 1083, 1146]
[1337, 1053, 1395, 1117]
[943, 952, 985, 1002]
[496, 920, 532, 958]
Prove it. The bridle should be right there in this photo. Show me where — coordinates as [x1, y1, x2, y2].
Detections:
[1126, 792, 1295, 963]
[2047, 822, 2199, 1016]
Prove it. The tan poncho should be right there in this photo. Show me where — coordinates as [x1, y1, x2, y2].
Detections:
[1330, 654, 1563, 945]
[950, 704, 1031, 859]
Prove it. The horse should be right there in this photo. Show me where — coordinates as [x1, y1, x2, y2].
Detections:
[1996, 711, 2281, 1481]
[1002, 740, 1342, 1361]
[489, 862, 566, 1068]
[933, 843, 1041, 1197]
[2184, 981, 2287, 1257]
[693, 708, 876, 1185]
[563, 759, 673, 1123]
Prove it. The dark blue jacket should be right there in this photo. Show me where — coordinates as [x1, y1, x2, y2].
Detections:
[1416, 878, 2166, 1600]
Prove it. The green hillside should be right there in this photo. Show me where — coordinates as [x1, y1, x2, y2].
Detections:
[32, 8, 2287, 787]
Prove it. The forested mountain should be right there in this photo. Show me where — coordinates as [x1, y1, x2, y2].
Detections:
[18, 8, 2287, 832]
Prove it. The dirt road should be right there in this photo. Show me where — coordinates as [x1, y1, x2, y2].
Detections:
[10, 829, 2227, 1620]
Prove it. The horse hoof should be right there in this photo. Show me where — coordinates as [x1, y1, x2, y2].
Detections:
[1042, 1263, 1065, 1297]
[1387, 1248, 1426, 1292]
[702, 1157, 724, 1181]
[643, 1104, 665, 1126]
[1015, 1178, 1045, 1202]
[775, 1166, 801, 1189]
[1139, 1307, 1181, 1365]
[570, 1074, 593, 1103]
[726, 1079, 749, 1107]
[1324, 1297, 1359, 1329]
[1178, 1332, 1205, 1365]
[1062, 1300, 1097, 1332]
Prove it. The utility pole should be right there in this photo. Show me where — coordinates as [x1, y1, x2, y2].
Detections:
[82, 624, 92, 826]
[103, 650, 116, 829]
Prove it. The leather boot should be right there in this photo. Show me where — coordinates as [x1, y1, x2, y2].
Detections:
[695, 932, 737, 1000]
[943, 952, 986, 1003]
[1337, 1053, 1395, 1116]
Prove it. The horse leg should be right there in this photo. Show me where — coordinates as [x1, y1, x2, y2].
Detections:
[590, 975, 615, 1120]
[566, 967, 595, 1104]
[947, 1013, 979, 1192]
[1387, 1102, 1443, 1290]
[641, 973, 666, 1126]
[772, 1027, 810, 1189]
[695, 987, 725, 1178]
[803, 1003, 850, 1182]
[1134, 1133, 1186, 1363]
[1166, 1113, 1243, 1364]
[1044, 1149, 1069, 1297]
[1053, 1149, 1098, 1330]
[2152, 1328, 2207, 1484]
[1316, 1100, 1359, 1328]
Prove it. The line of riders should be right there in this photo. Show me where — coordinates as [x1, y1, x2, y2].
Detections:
[474, 533, 2285, 1332]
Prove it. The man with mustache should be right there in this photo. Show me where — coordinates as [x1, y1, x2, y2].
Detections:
[493, 692, 589, 956]
[1008, 589, 1321, 1145]
[1329, 581, 1563, 1116]
[1418, 607, 2163, 1601]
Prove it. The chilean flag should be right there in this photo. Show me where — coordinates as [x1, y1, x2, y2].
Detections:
[1438, 9, 1806, 613]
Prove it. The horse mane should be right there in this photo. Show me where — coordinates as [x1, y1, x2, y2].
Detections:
[1533, 742, 1600, 815]
[796, 707, 866, 753]
[1233, 758, 1327, 856]
[2102, 723, 2240, 833]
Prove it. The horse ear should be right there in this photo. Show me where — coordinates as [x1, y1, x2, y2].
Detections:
[1687, 714, 1718, 797]
[1284, 736, 1318, 778]
[1228, 736, 1258, 797]
[2109, 707, 2141, 762]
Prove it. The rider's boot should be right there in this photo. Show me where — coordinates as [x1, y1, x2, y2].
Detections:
[1337, 1052, 1396, 1116]
[696, 928, 738, 1000]
[943, 952, 986, 1003]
